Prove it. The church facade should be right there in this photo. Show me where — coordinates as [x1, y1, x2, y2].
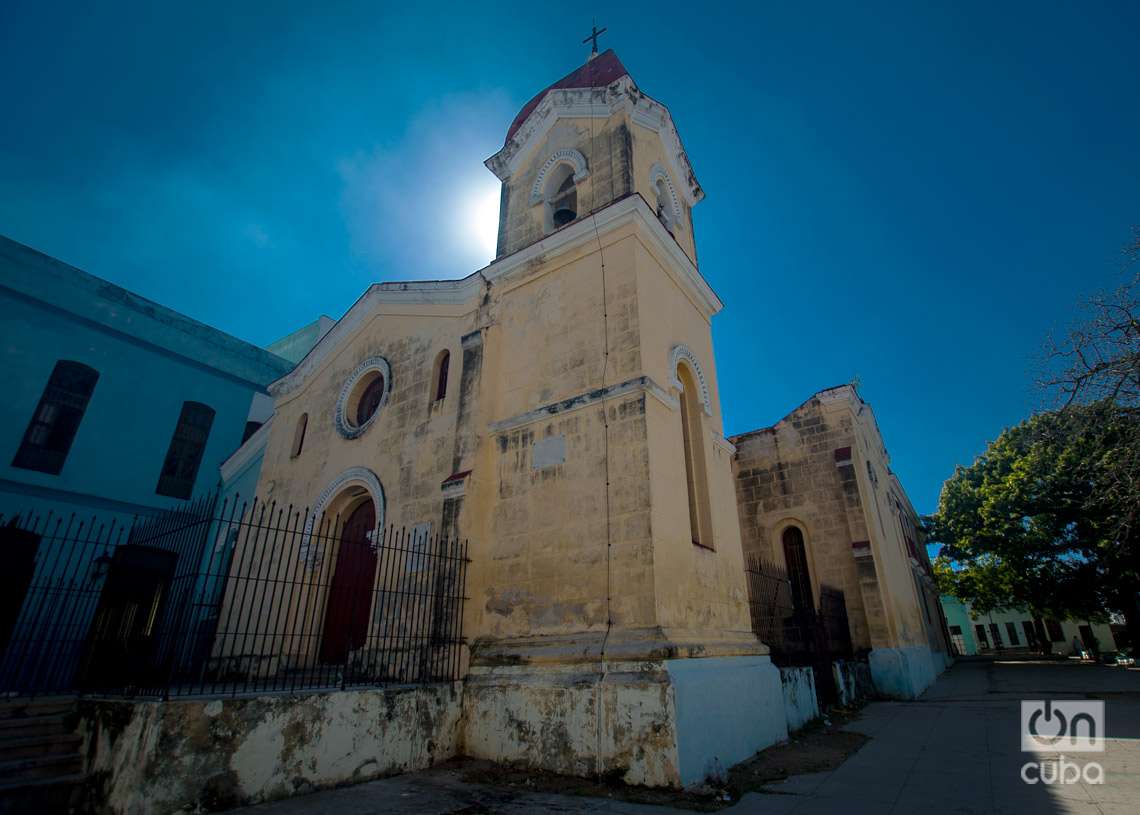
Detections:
[249, 50, 779, 786]
[244, 50, 944, 786]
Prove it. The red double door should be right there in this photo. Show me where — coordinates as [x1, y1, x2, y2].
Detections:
[319, 502, 377, 664]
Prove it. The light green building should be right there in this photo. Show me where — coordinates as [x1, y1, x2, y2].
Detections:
[939, 595, 1118, 657]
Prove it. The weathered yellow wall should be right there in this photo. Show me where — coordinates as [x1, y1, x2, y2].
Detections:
[634, 240, 753, 647]
[248, 199, 755, 670]
[261, 306, 474, 531]
[731, 388, 947, 654]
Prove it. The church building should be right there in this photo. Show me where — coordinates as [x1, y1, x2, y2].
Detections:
[731, 385, 952, 699]
[243, 48, 947, 786]
[250, 49, 778, 786]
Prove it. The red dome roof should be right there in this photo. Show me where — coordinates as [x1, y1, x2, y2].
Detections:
[504, 50, 631, 144]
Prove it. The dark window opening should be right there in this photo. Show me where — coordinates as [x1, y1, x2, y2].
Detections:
[291, 413, 308, 458]
[1022, 620, 1038, 647]
[989, 623, 1003, 649]
[1005, 621, 1020, 646]
[242, 421, 262, 443]
[1046, 619, 1064, 642]
[13, 360, 99, 475]
[156, 401, 215, 499]
[975, 624, 989, 647]
[435, 351, 450, 402]
[355, 375, 385, 426]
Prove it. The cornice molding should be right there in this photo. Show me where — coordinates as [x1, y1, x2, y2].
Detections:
[490, 375, 676, 434]
[268, 198, 722, 402]
[481, 195, 722, 317]
[219, 417, 273, 484]
[485, 77, 703, 206]
[269, 276, 484, 398]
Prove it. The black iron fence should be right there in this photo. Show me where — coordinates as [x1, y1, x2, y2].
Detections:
[0, 495, 469, 698]
[744, 555, 854, 705]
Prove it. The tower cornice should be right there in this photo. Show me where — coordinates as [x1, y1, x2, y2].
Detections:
[485, 76, 704, 207]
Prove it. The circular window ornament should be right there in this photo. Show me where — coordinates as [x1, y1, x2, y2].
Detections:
[335, 356, 392, 439]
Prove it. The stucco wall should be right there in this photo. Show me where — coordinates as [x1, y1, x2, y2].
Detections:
[779, 666, 819, 732]
[833, 659, 876, 707]
[0, 238, 290, 521]
[77, 684, 462, 814]
[938, 595, 1118, 656]
[868, 645, 942, 699]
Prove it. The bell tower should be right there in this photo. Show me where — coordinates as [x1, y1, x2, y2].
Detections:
[484, 49, 704, 264]
[463, 47, 784, 791]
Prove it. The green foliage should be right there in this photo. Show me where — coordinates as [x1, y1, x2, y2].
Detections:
[926, 401, 1138, 622]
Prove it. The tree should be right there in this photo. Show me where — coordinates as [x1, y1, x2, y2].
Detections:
[929, 403, 1139, 649]
[1040, 234, 1139, 409]
[932, 233, 1140, 650]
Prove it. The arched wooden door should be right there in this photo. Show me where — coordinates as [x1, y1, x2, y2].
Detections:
[319, 501, 377, 664]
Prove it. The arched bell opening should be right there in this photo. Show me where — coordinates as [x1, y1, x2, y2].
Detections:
[544, 164, 579, 233]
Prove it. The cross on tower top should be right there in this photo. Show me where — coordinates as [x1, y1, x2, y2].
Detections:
[582, 21, 607, 56]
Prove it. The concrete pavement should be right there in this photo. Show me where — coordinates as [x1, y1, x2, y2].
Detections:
[227, 658, 1139, 814]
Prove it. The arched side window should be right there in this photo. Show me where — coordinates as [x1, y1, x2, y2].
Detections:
[12, 360, 99, 475]
[676, 361, 713, 549]
[291, 413, 308, 458]
[781, 526, 813, 616]
[156, 401, 215, 499]
[650, 163, 682, 235]
[432, 350, 450, 403]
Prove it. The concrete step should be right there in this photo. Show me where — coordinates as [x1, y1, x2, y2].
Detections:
[0, 753, 82, 784]
[0, 714, 69, 738]
[0, 698, 75, 721]
[0, 772, 85, 814]
[0, 733, 81, 762]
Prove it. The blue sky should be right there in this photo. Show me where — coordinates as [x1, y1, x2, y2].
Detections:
[2, 2, 1137, 514]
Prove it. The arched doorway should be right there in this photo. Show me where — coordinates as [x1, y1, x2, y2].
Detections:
[319, 499, 377, 664]
[781, 526, 813, 617]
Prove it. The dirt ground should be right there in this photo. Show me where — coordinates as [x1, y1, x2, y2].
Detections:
[456, 705, 869, 811]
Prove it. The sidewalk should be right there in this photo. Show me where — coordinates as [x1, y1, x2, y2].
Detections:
[755, 658, 1137, 814]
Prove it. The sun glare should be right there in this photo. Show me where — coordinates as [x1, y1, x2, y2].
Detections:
[463, 184, 500, 262]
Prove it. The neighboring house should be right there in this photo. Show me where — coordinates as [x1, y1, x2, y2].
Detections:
[216, 315, 335, 507]
[940, 595, 1119, 657]
[0, 236, 294, 522]
[267, 315, 336, 363]
[731, 385, 953, 699]
[0, 235, 294, 692]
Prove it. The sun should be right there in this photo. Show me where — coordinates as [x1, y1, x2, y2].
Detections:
[463, 183, 500, 262]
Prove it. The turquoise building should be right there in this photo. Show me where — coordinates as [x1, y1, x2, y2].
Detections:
[0, 236, 304, 692]
[0, 236, 293, 521]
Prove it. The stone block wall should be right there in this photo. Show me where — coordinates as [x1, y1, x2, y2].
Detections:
[731, 396, 876, 650]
